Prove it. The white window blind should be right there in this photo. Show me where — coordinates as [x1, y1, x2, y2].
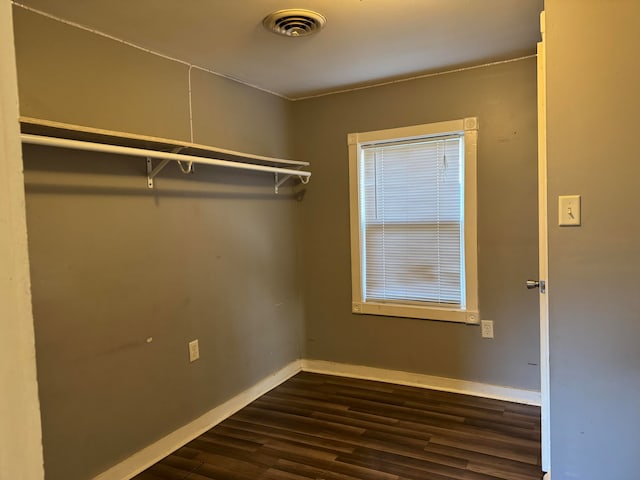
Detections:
[360, 135, 465, 306]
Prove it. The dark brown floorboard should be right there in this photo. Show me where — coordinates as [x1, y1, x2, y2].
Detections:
[133, 372, 542, 480]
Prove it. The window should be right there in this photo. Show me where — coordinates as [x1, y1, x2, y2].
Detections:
[348, 118, 479, 323]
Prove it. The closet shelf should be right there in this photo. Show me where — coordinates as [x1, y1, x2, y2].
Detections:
[20, 117, 310, 192]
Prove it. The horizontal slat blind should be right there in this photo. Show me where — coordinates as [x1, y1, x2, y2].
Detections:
[361, 136, 463, 305]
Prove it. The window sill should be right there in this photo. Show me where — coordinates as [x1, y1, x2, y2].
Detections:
[352, 301, 479, 324]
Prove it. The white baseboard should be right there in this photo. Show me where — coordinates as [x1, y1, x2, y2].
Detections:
[301, 359, 541, 406]
[92, 360, 302, 480]
[94, 358, 540, 479]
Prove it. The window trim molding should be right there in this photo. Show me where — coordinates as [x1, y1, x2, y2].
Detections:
[348, 118, 479, 324]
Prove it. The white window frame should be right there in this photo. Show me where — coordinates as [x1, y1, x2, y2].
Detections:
[348, 118, 479, 324]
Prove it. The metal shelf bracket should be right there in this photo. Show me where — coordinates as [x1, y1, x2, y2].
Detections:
[146, 157, 171, 189]
[274, 173, 291, 194]
[274, 169, 310, 194]
[147, 148, 186, 188]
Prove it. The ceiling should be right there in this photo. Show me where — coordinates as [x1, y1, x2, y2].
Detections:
[15, 0, 544, 99]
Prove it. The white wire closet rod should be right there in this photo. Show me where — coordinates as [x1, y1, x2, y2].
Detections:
[21, 133, 311, 190]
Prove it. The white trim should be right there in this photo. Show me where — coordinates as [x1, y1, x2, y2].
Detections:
[12, 1, 536, 103]
[12, 2, 537, 102]
[350, 118, 466, 145]
[538, 10, 551, 473]
[301, 360, 541, 406]
[355, 301, 478, 324]
[348, 118, 479, 324]
[92, 360, 302, 480]
[92, 358, 540, 478]
[0, 1, 44, 477]
[11, 2, 188, 64]
[292, 55, 537, 101]
[187, 66, 194, 143]
[11, 2, 290, 100]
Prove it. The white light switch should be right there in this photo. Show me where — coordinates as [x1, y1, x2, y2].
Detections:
[188, 339, 200, 362]
[558, 195, 581, 226]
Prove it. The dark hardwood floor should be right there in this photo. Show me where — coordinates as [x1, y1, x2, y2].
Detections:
[134, 372, 542, 480]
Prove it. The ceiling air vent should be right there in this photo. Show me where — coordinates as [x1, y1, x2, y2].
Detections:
[263, 9, 326, 37]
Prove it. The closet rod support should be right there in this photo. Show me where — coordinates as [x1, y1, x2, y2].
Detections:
[147, 158, 171, 189]
[274, 173, 292, 194]
[274, 168, 309, 194]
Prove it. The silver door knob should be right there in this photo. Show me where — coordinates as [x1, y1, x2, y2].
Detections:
[526, 280, 540, 289]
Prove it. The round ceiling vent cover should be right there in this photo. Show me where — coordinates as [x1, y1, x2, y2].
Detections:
[263, 9, 326, 37]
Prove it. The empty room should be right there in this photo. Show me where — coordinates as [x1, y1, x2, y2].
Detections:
[2, 2, 640, 480]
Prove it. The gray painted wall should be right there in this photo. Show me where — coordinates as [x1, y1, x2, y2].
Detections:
[292, 58, 540, 391]
[546, 2, 640, 479]
[14, 7, 302, 480]
[13, 7, 292, 158]
[14, 4, 544, 479]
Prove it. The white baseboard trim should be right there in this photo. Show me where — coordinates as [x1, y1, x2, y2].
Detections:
[94, 358, 540, 479]
[301, 359, 541, 406]
[92, 360, 302, 480]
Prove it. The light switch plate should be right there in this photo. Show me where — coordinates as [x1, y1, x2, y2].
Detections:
[558, 195, 581, 226]
[188, 339, 200, 362]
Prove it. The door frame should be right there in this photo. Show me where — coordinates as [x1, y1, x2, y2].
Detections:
[0, 0, 45, 477]
[537, 10, 551, 477]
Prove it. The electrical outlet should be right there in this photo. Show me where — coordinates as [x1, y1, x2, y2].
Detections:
[188, 339, 200, 362]
[481, 320, 494, 339]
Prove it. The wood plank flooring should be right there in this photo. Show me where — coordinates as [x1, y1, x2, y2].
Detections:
[134, 372, 542, 480]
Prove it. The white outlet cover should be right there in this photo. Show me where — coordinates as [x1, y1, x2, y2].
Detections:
[481, 320, 494, 339]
